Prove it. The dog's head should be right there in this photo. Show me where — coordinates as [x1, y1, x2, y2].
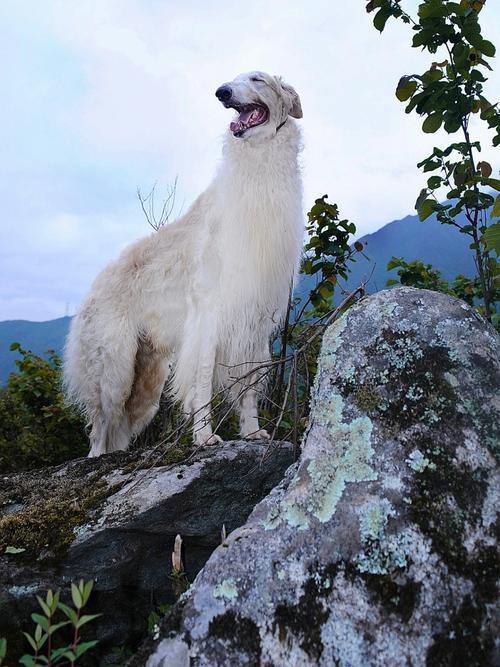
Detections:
[215, 71, 302, 140]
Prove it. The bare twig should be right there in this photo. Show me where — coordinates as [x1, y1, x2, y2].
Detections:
[137, 179, 178, 231]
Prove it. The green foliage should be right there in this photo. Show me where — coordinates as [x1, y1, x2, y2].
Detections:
[147, 603, 171, 636]
[260, 196, 365, 445]
[387, 257, 451, 292]
[0, 344, 87, 472]
[366, 0, 499, 322]
[387, 255, 499, 326]
[302, 195, 365, 311]
[1, 580, 99, 667]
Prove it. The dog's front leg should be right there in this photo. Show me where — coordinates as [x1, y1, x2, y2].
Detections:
[239, 385, 270, 441]
[191, 325, 222, 447]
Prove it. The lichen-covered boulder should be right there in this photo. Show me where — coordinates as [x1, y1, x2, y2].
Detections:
[138, 287, 500, 667]
[0, 441, 293, 663]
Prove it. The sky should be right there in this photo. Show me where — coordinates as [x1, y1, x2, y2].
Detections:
[0, 0, 499, 321]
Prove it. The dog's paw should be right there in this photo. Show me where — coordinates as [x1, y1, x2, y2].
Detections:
[196, 433, 223, 447]
[244, 429, 271, 441]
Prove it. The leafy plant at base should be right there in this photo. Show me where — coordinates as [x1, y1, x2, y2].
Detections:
[366, 0, 499, 322]
[0, 580, 99, 667]
[0, 344, 87, 472]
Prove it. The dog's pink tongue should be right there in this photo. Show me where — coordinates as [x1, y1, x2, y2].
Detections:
[230, 109, 254, 133]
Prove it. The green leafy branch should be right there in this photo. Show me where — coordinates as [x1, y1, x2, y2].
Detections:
[367, 0, 499, 321]
[1, 580, 100, 667]
[302, 195, 365, 311]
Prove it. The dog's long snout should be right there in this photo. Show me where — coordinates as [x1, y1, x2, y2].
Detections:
[215, 85, 232, 102]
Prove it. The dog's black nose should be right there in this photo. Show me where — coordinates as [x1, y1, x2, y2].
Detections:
[215, 85, 232, 102]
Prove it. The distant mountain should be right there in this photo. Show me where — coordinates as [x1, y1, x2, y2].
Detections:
[0, 316, 71, 385]
[0, 209, 477, 385]
[347, 209, 475, 293]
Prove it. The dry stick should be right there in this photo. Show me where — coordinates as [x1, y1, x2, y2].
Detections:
[274, 282, 294, 410]
[292, 351, 299, 460]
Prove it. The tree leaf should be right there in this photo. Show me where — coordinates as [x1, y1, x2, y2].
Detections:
[373, 7, 391, 32]
[75, 641, 99, 658]
[422, 113, 443, 133]
[427, 176, 442, 189]
[30, 615, 49, 633]
[479, 39, 496, 57]
[75, 614, 101, 629]
[22, 633, 38, 653]
[417, 199, 436, 221]
[491, 194, 500, 219]
[481, 221, 500, 254]
[57, 602, 78, 624]
[478, 161, 492, 178]
[484, 178, 500, 192]
[396, 77, 418, 102]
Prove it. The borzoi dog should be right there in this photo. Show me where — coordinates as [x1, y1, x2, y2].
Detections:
[64, 71, 304, 456]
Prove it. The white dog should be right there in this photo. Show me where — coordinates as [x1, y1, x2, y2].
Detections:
[64, 71, 304, 456]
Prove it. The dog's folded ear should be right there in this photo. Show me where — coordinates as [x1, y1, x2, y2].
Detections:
[281, 81, 303, 119]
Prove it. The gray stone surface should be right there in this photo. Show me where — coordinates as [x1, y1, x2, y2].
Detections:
[0, 441, 293, 663]
[138, 287, 500, 667]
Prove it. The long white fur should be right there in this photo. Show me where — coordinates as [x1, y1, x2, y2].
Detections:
[63, 71, 304, 456]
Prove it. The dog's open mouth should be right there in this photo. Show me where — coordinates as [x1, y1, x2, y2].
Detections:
[227, 103, 269, 137]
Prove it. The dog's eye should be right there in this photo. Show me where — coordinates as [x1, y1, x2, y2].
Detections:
[251, 77, 264, 83]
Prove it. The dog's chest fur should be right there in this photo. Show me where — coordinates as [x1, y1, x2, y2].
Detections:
[205, 122, 304, 329]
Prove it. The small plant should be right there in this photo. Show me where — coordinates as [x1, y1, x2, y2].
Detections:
[0, 580, 99, 666]
[302, 195, 365, 311]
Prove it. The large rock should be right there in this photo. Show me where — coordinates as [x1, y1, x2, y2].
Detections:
[138, 287, 500, 667]
[0, 441, 294, 663]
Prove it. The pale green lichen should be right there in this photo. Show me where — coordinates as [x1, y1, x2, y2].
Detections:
[306, 418, 377, 523]
[263, 389, 377, 529]
[406, 450, 436, 473]
[282, 504, 310, 529]
[358, 499, 395, 542]
[317, 316, 349, 374]
[357, 522, 414, 576]
[213, 578, 238, 601]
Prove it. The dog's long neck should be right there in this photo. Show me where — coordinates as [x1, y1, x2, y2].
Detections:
[217, 120, 302, 193]
[211, 120, 304, 307]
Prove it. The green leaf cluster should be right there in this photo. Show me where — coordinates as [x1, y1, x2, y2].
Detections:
[302, 195, 364, 310]
[0, 345, 88, 472]
[1, 580, 99, 667]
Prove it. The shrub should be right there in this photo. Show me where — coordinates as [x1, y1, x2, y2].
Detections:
[0, 344, 87, 472]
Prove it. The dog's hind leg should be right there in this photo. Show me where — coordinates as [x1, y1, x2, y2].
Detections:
[126, 339, 171, 437]
[85, 333, 138, 457]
